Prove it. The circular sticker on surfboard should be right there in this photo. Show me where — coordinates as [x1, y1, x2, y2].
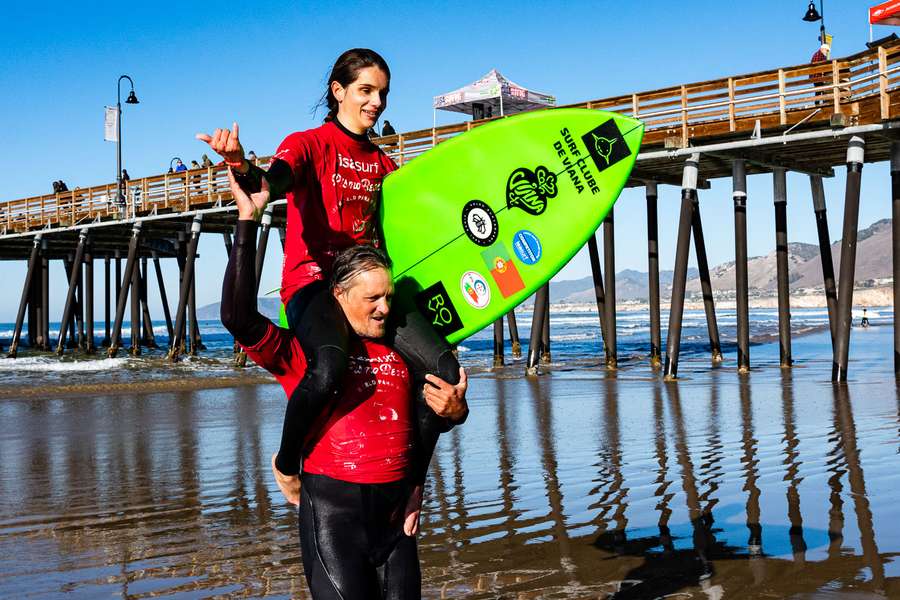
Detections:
[461, 200, 498, 247]
[459, 271, 490, 309]
[512, 230, 542, 265]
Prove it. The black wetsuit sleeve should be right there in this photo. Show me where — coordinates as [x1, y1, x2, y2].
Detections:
[232, 159, 294, 200]
[220, 219, 269, 347]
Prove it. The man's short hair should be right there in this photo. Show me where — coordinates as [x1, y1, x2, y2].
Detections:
[330, 245, 392, 292]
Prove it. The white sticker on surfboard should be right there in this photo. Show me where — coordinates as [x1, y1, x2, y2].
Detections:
[459, 271, 490, 309]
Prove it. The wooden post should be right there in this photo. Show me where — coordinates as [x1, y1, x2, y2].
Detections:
[507, 311, 521, 358]
[152, 251, 174, 341]
[102, 255, 111, 346]
[168, 215, 203, 361]
[41, 242, 49, 350]
[586, 233, 611, 354]
[56, 231, 88, 355]
[130, 253, 141, 356]
[646, 182, 661, 367]
[691, 193, 723, 362]
[108, 222, 142, 357]
[774, 168, 792, 367]
[140, 258, 157, 348]
[84, 241, 95, 353]
[540, 285, 551, 364]
[664, 154, 699, 380]
[7, 234, 42, 357]
[603, 208, 617, 369]
[833, 138, 865, 382]
[492, 317, 504, 368]
[525, 284, 549, 376]
[879, 46, 890, 120]
[733, 160, 750, 372]
[810, 175, 838, 346]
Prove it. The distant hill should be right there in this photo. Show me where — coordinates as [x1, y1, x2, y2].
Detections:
[197, 218, 892, 320]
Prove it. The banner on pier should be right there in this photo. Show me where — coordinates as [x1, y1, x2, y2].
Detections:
[870, 0, 900, 25]
[104, 106, 118, 142]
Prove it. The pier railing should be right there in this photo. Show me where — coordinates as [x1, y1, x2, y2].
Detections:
[3, 40, 900, 235]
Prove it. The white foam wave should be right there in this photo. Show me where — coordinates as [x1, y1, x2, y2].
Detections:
[0, 356, 130, 372]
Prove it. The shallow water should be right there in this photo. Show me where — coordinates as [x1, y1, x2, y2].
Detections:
[0, 326, 898, 598]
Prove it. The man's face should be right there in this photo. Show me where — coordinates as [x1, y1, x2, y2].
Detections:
[334, 267, 393, 339]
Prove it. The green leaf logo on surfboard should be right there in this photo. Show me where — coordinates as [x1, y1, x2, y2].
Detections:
[506, 165, 558, 216]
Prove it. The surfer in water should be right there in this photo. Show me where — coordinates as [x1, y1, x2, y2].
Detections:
[198, 48, 464, 503]
[221, 169, 468, 598]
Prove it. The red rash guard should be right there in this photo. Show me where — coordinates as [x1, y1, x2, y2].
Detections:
[273, 121, 397, 305]
[243, 323, 413, 484]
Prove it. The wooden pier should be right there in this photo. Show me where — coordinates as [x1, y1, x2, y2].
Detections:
[4, 40, 900, 380]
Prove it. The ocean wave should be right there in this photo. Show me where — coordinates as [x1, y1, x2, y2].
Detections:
[0, 356, 130, 372]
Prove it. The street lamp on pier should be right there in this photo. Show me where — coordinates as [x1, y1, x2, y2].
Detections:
[116, 75, 139, 204]
[802, 0, 826, 45]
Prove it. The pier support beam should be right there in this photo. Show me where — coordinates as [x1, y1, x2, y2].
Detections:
[733, 160, 750, 373]
[691, 192, 723, 362]
[84, 243, 94, 353]
[664, 154, 700, 380]
[525, 284, 549, 375]
[540, 287, 551, 364]
[140, 258, 156, 348]
[7, 234, 42, 357]
[152, 251, 174, 341]
[587, 233, 611, 358]
[130, 253, 141, 356]
[102, 256, 111, 346]
[774, 168, 793, 367]
[169, 215, 203, 361]
[603, 209, 617, 369]
[646, 182, 662, 368]
[41, 242, 49, 351]
[507, 311, 521, 358]
[108, 222, 142, 357]
[810, 175, 838, 346]
[833, 137, 865, 382]
[493, 317, 504, 367]
[891, 142, 900, 376]
[56, 231, 88, 355]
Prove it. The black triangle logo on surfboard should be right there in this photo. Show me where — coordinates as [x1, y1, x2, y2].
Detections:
[581, 119, 631, 173]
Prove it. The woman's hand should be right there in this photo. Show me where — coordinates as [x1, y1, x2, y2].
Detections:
[227, 168, 270, 221]
[196, 122, 247, 172]
[423, 367, 468, 423]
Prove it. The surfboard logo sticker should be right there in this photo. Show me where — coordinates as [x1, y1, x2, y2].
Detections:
[415, 281, 463, 336]
[581, 119, 631, 173]
[506, 165, 558, 216]
[459, 271, 491, 309]
[480, 242, 525, 298]
[512, 230, 542, 265]
[461, 200, 498, 246]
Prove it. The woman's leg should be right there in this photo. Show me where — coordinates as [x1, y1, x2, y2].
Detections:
[276, 281, 350, 475]
[388, 308, 461, 483]
[299, 474, 379, 599]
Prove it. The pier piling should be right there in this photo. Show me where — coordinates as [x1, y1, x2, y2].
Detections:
[84, 243, 94, 353]
[833, 137, 865, 382]
[493, 318, 504, 367]
[540, 286, 551, 364]
[507, 311, 521, 358]
[169, 215, 202, 361]
[603, 209, 617, 369]
[102, 256, 111, 346]
[774, 168, 792, 367]
[108, 222, 142, 357]
[139, 258, 156, 348]
[525, 284, 549, 375]
[810, 175, 838, 346]
[646, 182, 662, 368]
[691, 192, 723, 362]
[40, 242, 49, 351]
[56, 231, 88, 355]
[130, 255, 141, 356]
[152, 251, 174, 341]
[664, 154, 700, 380]
[587, 233, 610, 357]
[733, 160, 750, 372]
[7, 234, 42, 357]
[892, 141, 900, 376]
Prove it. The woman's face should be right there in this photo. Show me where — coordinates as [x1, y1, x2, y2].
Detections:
[332, 66, 389, 134]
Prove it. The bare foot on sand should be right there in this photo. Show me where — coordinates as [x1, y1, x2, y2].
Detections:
[271, 453, 300, 506]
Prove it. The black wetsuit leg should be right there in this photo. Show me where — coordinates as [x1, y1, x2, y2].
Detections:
[298, 474, 421, 600]
[275, 282, 350, 475]
[388, 307, 465, 484]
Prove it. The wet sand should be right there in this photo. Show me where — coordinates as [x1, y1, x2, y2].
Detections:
[1, 326, 898, 598]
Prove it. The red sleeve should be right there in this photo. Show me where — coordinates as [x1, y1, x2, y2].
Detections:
[271, 131, 315, 179]
[242, 322, 307, 397]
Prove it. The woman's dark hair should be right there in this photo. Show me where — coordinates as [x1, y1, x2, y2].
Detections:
[330, 245, 392, 293]
[318, 48, 391, 122]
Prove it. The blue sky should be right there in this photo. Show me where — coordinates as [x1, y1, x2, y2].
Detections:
[0, 1, 894, 320]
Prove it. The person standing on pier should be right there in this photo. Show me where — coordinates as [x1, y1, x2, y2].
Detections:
[220, 169, 468, 598]
[197, 48, 463, 502]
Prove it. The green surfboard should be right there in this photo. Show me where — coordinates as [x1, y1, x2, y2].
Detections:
[381, 108, 643, 345]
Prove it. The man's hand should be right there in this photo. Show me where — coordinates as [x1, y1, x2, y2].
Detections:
[196, 122, 247, 172]
[403, 484, 423, 536]
[227, 168, 270, 221]
[270, 453, 300, 506]
[423, 367, 468, 423]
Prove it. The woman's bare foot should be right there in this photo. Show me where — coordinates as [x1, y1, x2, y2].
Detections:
[271, 453, 301, 506]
